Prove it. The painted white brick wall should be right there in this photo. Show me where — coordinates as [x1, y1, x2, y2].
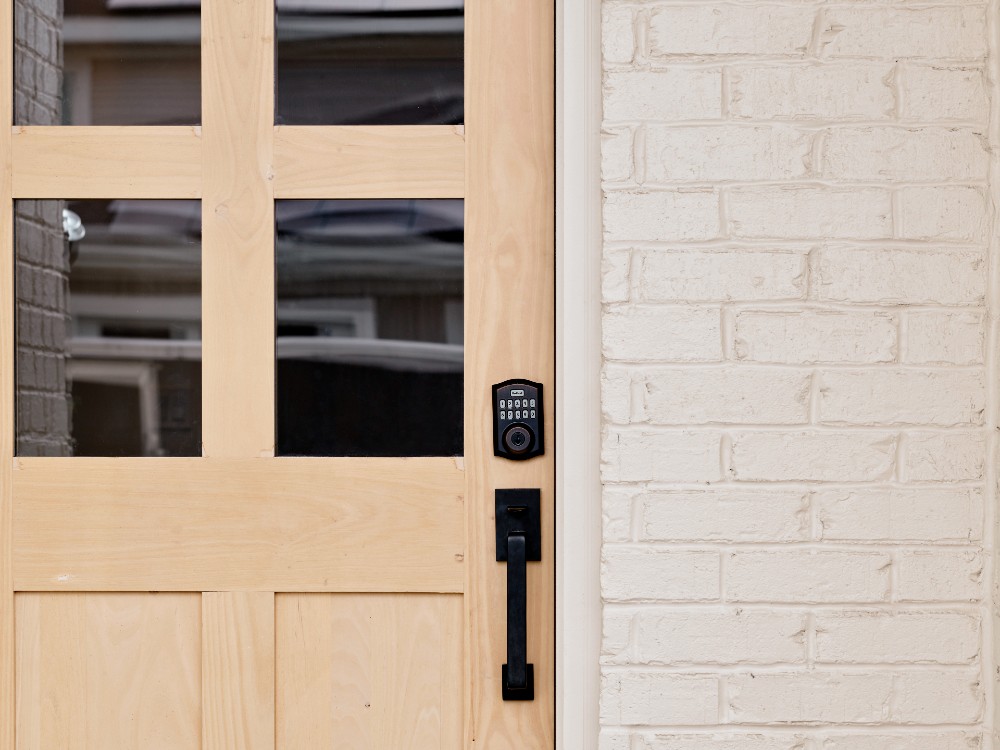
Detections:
[599, 0, 995, 746]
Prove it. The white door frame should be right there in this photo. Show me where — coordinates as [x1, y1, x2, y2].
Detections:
[555, 0, 603, 746]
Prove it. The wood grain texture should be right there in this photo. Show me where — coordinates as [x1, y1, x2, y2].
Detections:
[0, 0, 13, 745]
[13, 457, 465, 592]
[11, 126, 202, 198]
[203, 592, 274, 750]
[274, 126, 465, 198]
[465, 0, 556, 744]
[15, 593, 201, 749]
[276, 593, 463, 749]
[201, 0, 275, 457]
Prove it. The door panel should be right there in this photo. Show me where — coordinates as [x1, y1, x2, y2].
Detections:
[16, 593, 201, 749]
[1, 0, 553, 746]
[276, 593, 463, 749]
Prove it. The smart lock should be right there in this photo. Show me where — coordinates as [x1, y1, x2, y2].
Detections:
[492, 379, 544, 460]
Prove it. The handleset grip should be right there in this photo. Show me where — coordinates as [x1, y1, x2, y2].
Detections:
[503, 532, 531, 696]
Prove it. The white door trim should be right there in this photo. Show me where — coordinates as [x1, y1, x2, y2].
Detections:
[555, 0, 603, 746]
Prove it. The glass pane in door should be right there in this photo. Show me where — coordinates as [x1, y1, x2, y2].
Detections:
[275, 0, 463, 125]
[14, 0, 201, 125]
[14, 199, 202, 456]
[276, 199, 463, 456]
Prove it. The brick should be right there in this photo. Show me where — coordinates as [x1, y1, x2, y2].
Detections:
[734, 310, 897, 364]
[641, 366, 810, 424]
[602, 608, 632, 662]
[896, 549, 983, 602]
[633, 734, 808, 750]
[816, 487, 983, 543]
[728, 672, 893, 723]
[904, 430, 984, 481]
[645, 125, 811, 182]
[603, 487, 634, 543]
[815, 734, 982, 750]
[602, 127, 633, 184]
[819, 127, 988, 182]
[603, 429, 722, 483]
[602, 365, 631, 424]
[814, 249, 985, 305]
[729, 187, 892, 240]
[638, 249, 806, 302]
[604, 307, 721, 362]
[727, 550, 891, 603]
[602, 248, 630, 303]
[648, 5, 813, 57]
[815, 611, 979, 664]
[604, 70, 723, 121]
[900, 65, 988, 122]
[603, 6, 634, 66]
[639, 488, 809, 543]
[893, 670, 983, 724]
[602, 547, 720, 602]
[898, 186, 988, 243]
[601, 672, 718, 726]
[631, 608, 806, 665]
[599, 730, 631, 750]
[732, 431, 896, 482]
[818, 370, 985, 426]
[823, 7, 988, 60]
[730, 64, 894, 121]
[605, 190, 721, 242]
[904, 311, 984, 365]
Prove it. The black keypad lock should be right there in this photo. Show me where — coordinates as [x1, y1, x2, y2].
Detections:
[492, 379, 544, 460]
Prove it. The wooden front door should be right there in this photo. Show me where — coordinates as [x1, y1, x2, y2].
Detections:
[0, 0, 554, 746]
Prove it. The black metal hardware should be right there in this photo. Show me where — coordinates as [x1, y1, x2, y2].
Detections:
[492, 379, 544, 461]
[496, 489, 541, 701]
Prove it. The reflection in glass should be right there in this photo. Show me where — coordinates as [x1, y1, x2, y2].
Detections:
[14, 0, 200, 126]
[15, 200, 202, 456]
[276, 0, 463, 125]
[276, 200, 463, 457]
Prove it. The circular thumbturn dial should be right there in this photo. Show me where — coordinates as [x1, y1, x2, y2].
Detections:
[503, 424, 534, 455]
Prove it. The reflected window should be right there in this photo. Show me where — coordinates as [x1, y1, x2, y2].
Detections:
[276, 199, 463, 456]
[14, 0, 201, 126]
[15, 199, 202, 456]
[276, 0, 463, 125]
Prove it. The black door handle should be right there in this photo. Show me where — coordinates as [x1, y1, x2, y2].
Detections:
[496, 489, 541, 701]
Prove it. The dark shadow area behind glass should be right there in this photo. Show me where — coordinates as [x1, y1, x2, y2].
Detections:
[276, 199, 463, 456]
[14, 199, 202, 456]
[276, 1, 463, 125]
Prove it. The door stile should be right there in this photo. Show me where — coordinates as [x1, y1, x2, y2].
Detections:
[465, 0, 556, 745]
[201, 0, 276, 458]
[0, 0, 14, 743]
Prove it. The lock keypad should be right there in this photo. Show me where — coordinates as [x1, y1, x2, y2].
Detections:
[492, 379, 544, 460]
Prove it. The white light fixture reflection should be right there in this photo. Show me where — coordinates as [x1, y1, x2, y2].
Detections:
[62, 209, 86, 242]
